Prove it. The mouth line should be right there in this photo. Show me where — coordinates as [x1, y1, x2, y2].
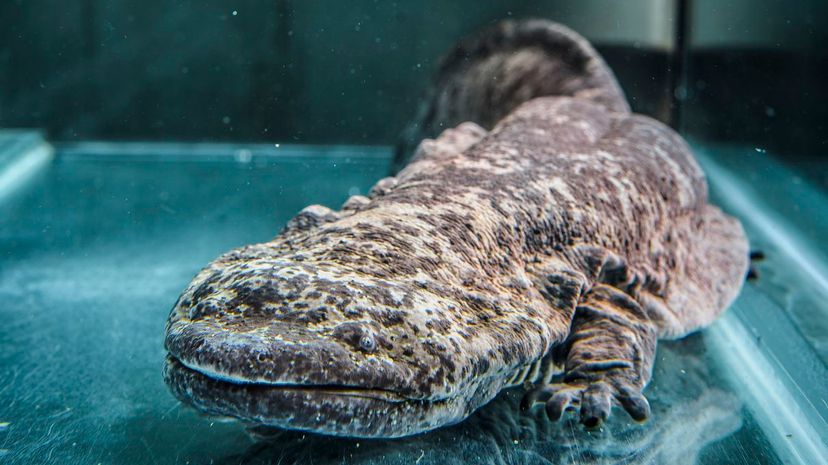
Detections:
[169, 354, 410, 403]
[163, 355, 481, 438]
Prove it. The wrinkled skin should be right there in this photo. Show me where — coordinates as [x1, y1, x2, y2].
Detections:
[164, 20, 748, 438]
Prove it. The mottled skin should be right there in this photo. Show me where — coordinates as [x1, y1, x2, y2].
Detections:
[164, 20, 748, 438]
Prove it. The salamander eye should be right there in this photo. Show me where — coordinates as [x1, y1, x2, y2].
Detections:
[359, 334, 376, 352]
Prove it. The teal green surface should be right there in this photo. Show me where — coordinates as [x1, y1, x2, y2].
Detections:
[695, 142, 828, 364]
[0, 144, 808, 464]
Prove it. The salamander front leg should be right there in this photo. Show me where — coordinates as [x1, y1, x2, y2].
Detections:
[522, 284, 657, 428]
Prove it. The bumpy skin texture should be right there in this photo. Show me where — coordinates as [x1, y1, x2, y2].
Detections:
[164, 20, 749, 438]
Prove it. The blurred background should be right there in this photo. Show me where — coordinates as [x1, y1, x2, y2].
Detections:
[1, 0, 826, 182]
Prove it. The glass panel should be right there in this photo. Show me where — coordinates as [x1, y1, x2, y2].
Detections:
[0, 1, 677, 144]
[683, 0, 828, 190]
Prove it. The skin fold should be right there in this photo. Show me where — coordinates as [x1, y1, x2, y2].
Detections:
[163, 19, 749, 438]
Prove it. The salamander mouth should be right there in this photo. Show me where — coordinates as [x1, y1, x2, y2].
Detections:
[170, 354, 408, 403]
[163, 355, 473, 438]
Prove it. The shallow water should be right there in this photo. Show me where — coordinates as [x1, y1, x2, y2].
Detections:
[0, 144, 813, 464]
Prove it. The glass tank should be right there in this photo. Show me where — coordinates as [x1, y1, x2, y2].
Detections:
[1, 1, 826, 464]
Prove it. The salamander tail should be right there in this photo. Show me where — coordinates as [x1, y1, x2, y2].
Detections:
[393, 19, 629, 172]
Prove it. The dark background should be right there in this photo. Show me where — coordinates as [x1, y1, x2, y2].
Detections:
[1, 0, 826, 163]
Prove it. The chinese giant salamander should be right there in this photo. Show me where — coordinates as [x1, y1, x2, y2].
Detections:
[163, 19, 748, 438]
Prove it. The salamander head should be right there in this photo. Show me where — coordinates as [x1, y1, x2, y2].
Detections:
[163, 241, 510, 438]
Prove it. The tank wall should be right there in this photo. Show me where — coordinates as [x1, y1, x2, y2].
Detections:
[0, 0, 674, 144]
[683, 0, 828, 164]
